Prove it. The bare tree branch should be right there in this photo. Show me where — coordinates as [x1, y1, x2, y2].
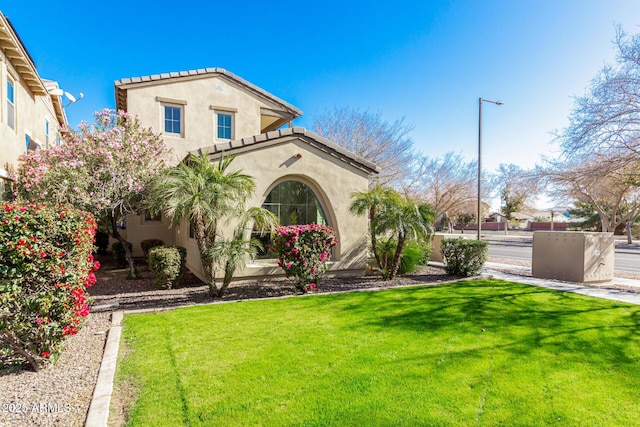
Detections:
[312, 107, 415, 188]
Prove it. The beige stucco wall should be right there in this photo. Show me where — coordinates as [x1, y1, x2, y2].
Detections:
[175, 136, 372, 282]
[532, 231, 614, 283]
[124, 75, 288, 164]
[124, 214, 176, 257]
[0, 58, 61, 182]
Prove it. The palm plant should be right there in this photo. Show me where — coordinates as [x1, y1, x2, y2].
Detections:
[350, 185, 398, 271]
[351, 186, 434, 280]
[207, 207, 278, 297]
[148, 153, 256, 296]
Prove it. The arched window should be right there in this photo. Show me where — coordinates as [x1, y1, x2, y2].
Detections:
[262, 180, 327, 226]
[254, 180, 328, 258]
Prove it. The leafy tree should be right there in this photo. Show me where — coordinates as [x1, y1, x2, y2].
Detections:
[313, 107, 415, 188]
[351, 187, 434, 280]
[15, 109, 169, 278]
[492, 164, 538, 230]
[567, 201, 603, 231]
[455, 212, 476, 233]
[149, 153, 274, 297]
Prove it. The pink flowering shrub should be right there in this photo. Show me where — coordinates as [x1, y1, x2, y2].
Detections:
[16, 109, 169, 215]
[0, 204, 99, 371]
[15, 109, 169, 279]
[271, 224, 337, 293]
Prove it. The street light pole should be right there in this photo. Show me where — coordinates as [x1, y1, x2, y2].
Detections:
[477, 97, 503, 241]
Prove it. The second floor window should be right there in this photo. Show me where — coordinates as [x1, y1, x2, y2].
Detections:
[45, 120, 50, 148]
[164, 105, 182, 135]
[217, 112, 232, 139]
[7, 79, 15, 130]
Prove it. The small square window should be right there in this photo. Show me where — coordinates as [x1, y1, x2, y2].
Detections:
[164, 105, 182, 135]
[217, 112, 233, 140]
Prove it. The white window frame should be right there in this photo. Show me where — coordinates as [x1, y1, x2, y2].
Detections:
[45, 119, 50, 148]
[6, 76, 15, 130]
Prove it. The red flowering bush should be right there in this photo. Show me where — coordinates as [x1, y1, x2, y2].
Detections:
[271, 224, 337, 293]
[0, 203, 99, 371]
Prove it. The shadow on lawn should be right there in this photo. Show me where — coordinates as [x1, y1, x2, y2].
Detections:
[331, 280, 640, 367]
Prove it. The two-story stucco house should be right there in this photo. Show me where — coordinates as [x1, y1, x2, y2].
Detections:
[114, 68, 379, 281]
[0, 12, 66, 200]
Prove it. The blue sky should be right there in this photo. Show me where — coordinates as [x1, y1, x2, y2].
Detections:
[3, 1, 640, 195]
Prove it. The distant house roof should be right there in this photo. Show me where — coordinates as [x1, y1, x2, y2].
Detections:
[114, 67, 303, 120]
[189, 127, 380, 176]
[0, 13, 66, 125]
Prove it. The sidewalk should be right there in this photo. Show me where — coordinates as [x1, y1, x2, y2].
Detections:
[482, 261, 640, 305]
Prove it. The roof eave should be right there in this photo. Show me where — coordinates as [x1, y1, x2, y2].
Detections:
[188, 127, 380, 176]
[0, 14, 47, 96]
[113, 67, 302, 118]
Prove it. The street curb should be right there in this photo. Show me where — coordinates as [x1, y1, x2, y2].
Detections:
[85, 311, 123, 427]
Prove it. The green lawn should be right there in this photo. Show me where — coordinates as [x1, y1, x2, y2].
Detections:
[116, 280, 640, 426]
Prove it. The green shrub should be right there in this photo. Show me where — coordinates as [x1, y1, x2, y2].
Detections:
[441, 238, 488, 277]
[140, 239, 164, 259]
[111, 241, 133, 268]
[376, 239, 432, 276]
[417, 242, 432, 266]
[399, 241, 423, 274]
[0, 203, 99, 371]
[148, 246, 187, 289]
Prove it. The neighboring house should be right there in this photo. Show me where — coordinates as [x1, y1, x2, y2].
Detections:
[488, 206, 573, 230]
[0, 12, 66, 200]
[114, 68, 379, 281]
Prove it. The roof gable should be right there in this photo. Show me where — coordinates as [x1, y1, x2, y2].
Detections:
[190, 127, 380, 175]
[114, 67, 302, 119]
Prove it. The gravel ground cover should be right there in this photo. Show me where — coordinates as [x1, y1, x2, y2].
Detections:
[1, 252, 638, 426]
[0, 312, 111, 427]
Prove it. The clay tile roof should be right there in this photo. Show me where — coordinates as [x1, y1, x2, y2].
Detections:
[114, 67, 302, 118]
[189, 127, 380, 175]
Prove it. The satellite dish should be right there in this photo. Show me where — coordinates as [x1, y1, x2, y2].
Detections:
[64, 92, 76, 103]
[78, 92, 84, 100]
